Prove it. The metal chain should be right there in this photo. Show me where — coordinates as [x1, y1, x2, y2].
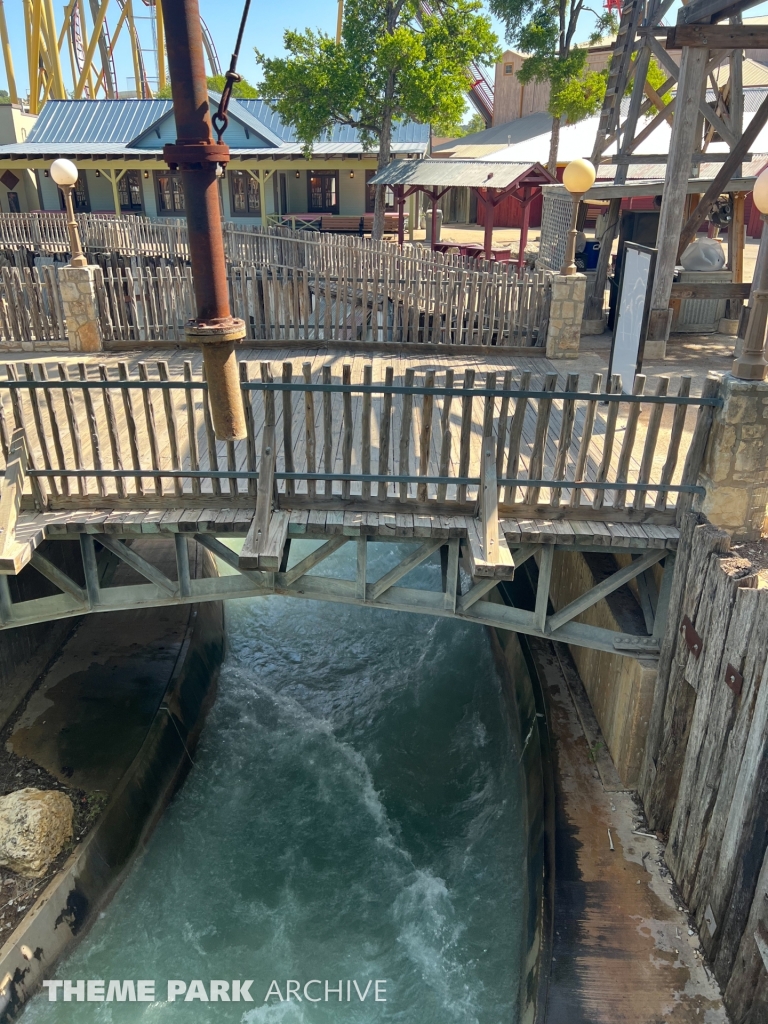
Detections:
[212, 0, 253, 144]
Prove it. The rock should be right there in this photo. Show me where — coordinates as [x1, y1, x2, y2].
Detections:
[0, 788, 73, 878]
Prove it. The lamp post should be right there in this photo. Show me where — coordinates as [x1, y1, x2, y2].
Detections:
[732, 170, 768, 381]
[559, 158, 596, 277]
[50, 159, 87, 268]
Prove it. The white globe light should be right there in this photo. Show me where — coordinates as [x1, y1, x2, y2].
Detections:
[753, 169, 768, 216]
[50, 158, 79, 187]
[562, 158, 596, 195]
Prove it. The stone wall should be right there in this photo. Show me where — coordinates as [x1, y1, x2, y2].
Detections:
[698, 374, 768, 540]
[545, 273, 586, 359]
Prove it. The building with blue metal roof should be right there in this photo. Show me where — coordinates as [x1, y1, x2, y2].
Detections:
[0, 95, 430, 223]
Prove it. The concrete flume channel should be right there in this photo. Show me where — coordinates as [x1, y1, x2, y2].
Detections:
[0, 538, 550, 1023]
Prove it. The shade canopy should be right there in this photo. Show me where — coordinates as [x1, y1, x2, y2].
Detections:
[369, 158, 554, 191]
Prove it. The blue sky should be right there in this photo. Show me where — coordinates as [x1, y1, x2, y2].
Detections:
[2, 0, 768, 102]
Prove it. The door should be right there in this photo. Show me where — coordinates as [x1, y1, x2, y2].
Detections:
[307, 171, 338, 214]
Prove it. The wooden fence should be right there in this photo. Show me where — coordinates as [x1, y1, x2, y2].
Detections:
[639, 516, 768, 1024]
[0, 265, 67, 347]
[93, 262, 551, 347]
[0, 218, 554, 347]
[0, 361, 718, 520]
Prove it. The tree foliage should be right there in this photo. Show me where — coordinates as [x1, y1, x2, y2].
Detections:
[488, 0, 616, 169]
[154, 76, 259, 100]
[454, 111, 489, 136]
[255, 0, 499, 236]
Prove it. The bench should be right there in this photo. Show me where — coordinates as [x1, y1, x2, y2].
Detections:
[318, 213, 405, 236]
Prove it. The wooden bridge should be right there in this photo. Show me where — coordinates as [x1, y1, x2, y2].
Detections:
[0, 351, 720, 658]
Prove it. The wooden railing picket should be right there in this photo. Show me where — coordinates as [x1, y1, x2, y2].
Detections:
[57, 363, 85, 497]
[184, 361, 202, 499]
[457, 368, 475, 503]
[656, 375, 691, 510]
[593, 374, 622, 511]
[23, 363, 55, 499]
[157, 360, 183, 498]
[613, 375, 646, 511]
[525, 372, 558, 506]
[38, 363, 67, 496]
[378, 366, 394, 501]
[633, 376, 669, 510]
[417, 369, 435, 502]
[302, 362, 316, 500]
[98, 363, 126, 499]
[322, 365, 333, 496]
[282, 362, 295, 498]
[569, 372, 603, 509]
[138, 362, 163, 497]
[118, 361, 144, 496]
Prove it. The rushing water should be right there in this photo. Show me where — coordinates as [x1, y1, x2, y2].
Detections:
[23, 542, 526, 1023]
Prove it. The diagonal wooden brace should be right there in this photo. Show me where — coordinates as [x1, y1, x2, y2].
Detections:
[95, 535, 177, 595]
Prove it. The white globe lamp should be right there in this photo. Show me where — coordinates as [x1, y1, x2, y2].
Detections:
[560, 159, 596, 277]
[50, 160, 87, 268]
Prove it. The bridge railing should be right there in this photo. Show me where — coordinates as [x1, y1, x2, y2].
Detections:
[0, 361, 719, 522]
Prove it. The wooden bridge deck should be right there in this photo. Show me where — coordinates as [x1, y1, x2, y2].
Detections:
[0, 346, 720, 656]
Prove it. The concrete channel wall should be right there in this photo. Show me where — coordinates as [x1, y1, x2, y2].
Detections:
[488, 588, 553, 1024]
[0, 543, 224, 1020]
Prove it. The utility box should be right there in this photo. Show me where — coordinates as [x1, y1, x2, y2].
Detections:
[672, 269, 733, 333]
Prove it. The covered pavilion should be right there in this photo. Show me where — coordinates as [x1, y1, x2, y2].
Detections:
[369, 158, 556, 264]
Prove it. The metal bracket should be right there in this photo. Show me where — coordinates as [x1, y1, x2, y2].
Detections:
[725, 663, 743, 697]
[681, 615, 703, 658]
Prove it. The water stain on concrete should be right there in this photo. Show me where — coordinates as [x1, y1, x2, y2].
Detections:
[531, 637, 728, 1024]
[8, 603, 188, 792]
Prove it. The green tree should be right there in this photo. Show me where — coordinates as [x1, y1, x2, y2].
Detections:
[489, 0, 616, 173]
[454, 111, 488, 136]
[154, 76, 259, 100]
[255, 0, 499, 239]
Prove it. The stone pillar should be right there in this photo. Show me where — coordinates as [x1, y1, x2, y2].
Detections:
[58, 265, 103, 353]
[545, 273, 586, 359]
[698, 374, 768, 540]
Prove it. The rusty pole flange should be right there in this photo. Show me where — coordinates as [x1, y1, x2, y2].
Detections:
[185, 318, 247, 345]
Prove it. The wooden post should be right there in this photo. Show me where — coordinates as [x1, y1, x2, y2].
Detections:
[483, 189, 496, 260]
[430, 188, 438, 250]
[518, 187, 531, 272]
[396, 185, 405, 247]
[648, 46, 710, 351]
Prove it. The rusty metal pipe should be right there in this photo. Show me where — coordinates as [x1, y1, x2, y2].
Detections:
[162, 0, 246, 440]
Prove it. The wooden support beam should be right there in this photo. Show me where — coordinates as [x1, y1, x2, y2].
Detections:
[175, 534, 191, 599]
[547, 549, 666, 634]
[80, 533, 100, 606]
[480, 435, 499, 567]
[534, 545, 554, 632]
[667, 24, 768, 46]
[458, 577, 498, 612]
[444, 537, 459, 612]
[281, 536, 348, 586]
[29, 551, 87, 604]
[369, 540, 442, 602]
[356, 536, 367, 601]
[96, 534, 177, 594]
[194, 533, 265, 586]
[0, 429, 28, 573]
[679, 0, 764, 26]
[670, 282, 751, 299]
[677, 88, 768, 257]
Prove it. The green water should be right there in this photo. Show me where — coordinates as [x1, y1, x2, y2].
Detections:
[23, 542, 526, 1023]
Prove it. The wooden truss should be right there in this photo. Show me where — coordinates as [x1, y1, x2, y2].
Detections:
[584, 0, 763, 323]
[0, 530, 673, 659]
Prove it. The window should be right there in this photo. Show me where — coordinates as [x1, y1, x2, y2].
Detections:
[504, 63, 515, 75]
[230, 170, 261, 216]
[118, 170, 143, 212]
[307, 170, 339, 214]
[365, 170, 394, 214]
[6, 192, 19, 213]
[59, 173, 90, 212]
[155, 171, 185, 214]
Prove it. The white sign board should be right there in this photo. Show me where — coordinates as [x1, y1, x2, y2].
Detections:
[609, 243, 657, 393]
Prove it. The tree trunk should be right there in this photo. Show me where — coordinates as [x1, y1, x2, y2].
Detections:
[547, 116, 561, 177]
[373, 78, 395, 241]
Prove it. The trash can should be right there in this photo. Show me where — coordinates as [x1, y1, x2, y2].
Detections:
[425, 208, 443, 243]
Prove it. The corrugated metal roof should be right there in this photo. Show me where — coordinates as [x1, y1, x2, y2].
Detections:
[27, 99, 173, 145]
[370, 159, 551, 188]
[15, 98, 429, 157]
[235, 101, 430, 146]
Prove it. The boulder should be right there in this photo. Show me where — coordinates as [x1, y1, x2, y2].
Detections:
[0, 788, 73, 878]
